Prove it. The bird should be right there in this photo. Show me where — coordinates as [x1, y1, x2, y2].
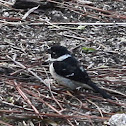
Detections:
[47, 45, 112, 99]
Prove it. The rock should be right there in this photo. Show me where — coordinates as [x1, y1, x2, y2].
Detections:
[109, 113, 126, 126]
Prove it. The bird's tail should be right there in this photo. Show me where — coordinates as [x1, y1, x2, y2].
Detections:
[87, 80, 112, 99]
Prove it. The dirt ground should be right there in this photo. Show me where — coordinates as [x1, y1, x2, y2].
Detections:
[0, 0, 126, 126]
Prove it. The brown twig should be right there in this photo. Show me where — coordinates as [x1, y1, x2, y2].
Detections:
[13, 80, 42, 118]
[6, 55, 49, 88]
[0, 120, 13, 126]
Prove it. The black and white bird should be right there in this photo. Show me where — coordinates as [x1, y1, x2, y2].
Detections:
[47, 45, 111, 99]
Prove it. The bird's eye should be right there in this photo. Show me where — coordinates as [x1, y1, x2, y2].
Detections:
[51, 51, 57, 58]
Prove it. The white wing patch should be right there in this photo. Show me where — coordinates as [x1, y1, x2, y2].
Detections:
[66, 73, 74, 77]
[80, 66, 85, 72]
[62, 68, 66, 71]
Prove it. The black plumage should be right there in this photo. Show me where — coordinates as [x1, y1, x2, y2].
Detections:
[48, 45, 112, 99]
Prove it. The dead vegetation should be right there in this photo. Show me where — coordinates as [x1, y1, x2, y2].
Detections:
[0, 0, 126, 125]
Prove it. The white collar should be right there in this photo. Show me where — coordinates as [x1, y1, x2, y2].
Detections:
[49, 54, 71, 62]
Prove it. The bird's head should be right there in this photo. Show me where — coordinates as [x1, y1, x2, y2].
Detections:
[48, 45, 71, 60]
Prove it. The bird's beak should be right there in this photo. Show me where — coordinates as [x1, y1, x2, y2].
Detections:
[42, 47, 52, 65]
[46, 47, 51, 54]
[44, 46, 51, 53]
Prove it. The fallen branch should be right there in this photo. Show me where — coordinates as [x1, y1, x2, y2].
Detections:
[6, 55, 49, 88]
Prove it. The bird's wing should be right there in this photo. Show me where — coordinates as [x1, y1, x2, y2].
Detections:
[53, 61, 90, 84]
[53, 61, 112, 99]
